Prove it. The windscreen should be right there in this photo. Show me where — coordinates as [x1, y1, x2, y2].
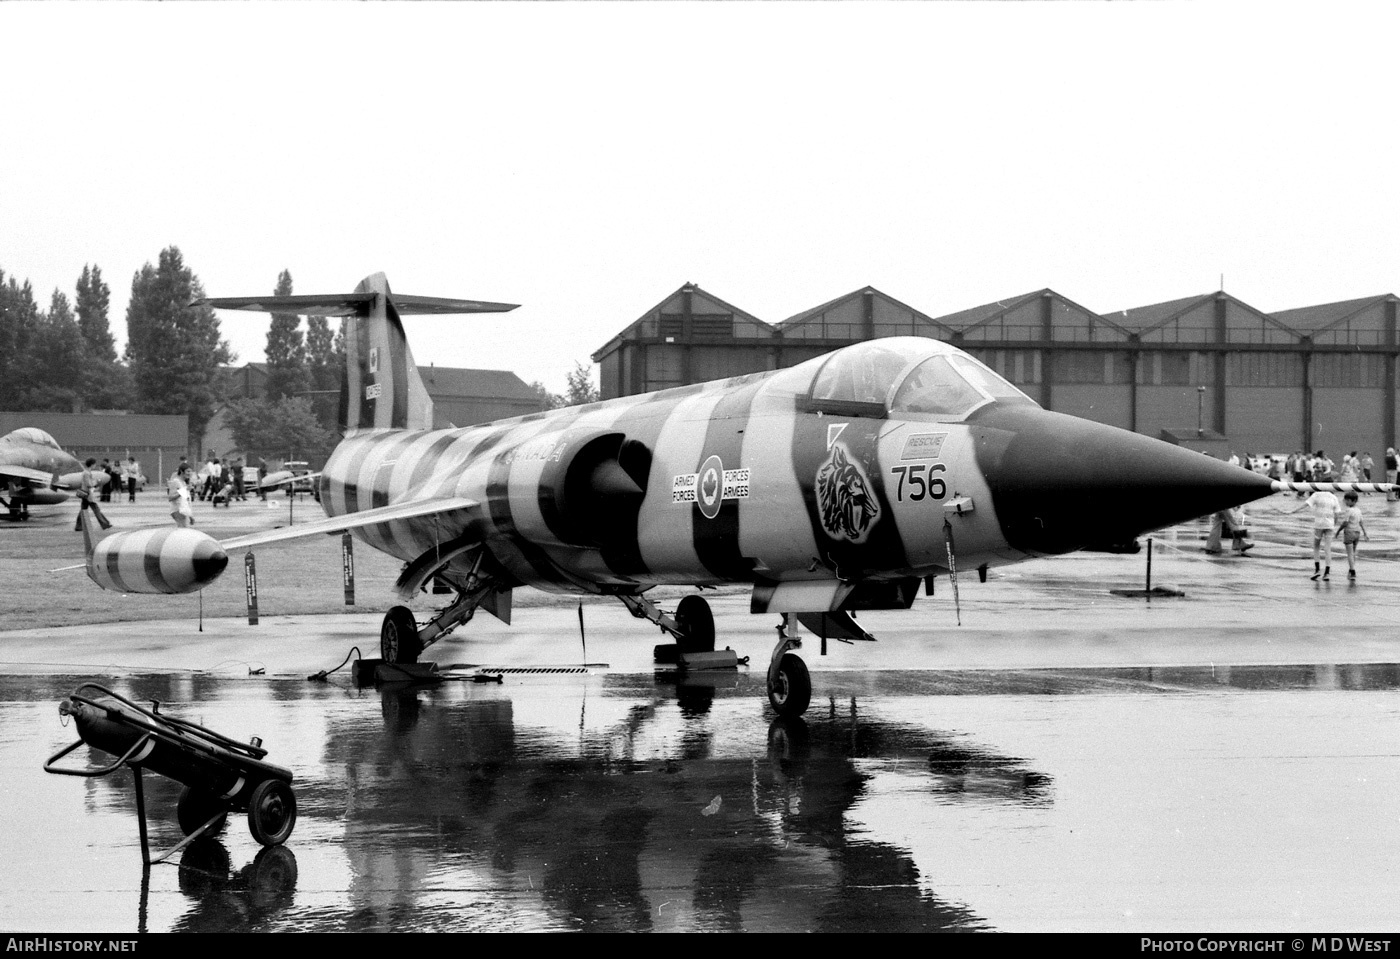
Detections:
[891, 352, 1033, 418]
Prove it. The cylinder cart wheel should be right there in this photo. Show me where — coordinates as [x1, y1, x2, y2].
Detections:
[768, 653, 811, 717]
[380, 605, 422, 664]
[176, 785, 228, 837]
[247, 779, 297, 847]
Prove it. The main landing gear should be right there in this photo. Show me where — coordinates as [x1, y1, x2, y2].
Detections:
[380, 605, 422, 664]
[379, 547, 502, 665]
[624, 594, 814, 717]
[767, 616, 811, 717]
[379, 578, 498, 665]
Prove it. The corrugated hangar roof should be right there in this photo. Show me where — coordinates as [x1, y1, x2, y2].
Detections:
[1271, 294, 1398, 333]
[593, 283, 775, 360]
[776, 286, 955, 335]
[1107, 291, 1302, 341]
[932, 288, 1134, 339]
[929, 290, 1051, 332]
[1105, 293, 1217, 331]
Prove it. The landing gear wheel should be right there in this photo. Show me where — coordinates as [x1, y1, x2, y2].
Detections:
[674, 595, 715, 655]
[380, 605, 422, 664]
[176, 785, 228, 837]
[768, 653, 811, 717]
[246, 778, 297, 847]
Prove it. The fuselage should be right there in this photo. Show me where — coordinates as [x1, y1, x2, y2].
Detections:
[320, 338, 1274, 596]
[0, 428, 81, 507]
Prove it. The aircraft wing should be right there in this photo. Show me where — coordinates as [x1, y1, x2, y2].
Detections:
[256, 471, 322, 490]
[0, 465, 62, 487]
[220, 495, 478, 550]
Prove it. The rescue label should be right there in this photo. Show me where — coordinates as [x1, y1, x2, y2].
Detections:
[901, 432, 948, 460]
[364, 383, 382, 400]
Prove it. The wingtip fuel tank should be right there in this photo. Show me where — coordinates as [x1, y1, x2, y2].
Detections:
[87, 527, 230, 594]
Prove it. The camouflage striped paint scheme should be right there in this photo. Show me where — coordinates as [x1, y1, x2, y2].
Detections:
[88, 527, 229, 595]
[319, 337, 1021, 597]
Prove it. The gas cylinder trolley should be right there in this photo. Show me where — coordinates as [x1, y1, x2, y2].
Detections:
[45, 683, 297, 865]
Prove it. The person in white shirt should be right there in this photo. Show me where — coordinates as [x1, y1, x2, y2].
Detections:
[1291, 489, 1341, 580]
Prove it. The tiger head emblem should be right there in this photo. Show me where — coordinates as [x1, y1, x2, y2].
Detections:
[816, 444, 880, 542]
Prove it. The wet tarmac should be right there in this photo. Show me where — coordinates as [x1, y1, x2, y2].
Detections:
[6, 497, 1400, 932]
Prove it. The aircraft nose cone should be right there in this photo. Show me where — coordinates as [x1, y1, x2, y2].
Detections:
[193, 547, 229, 585]
[972, 406, 1274, 555]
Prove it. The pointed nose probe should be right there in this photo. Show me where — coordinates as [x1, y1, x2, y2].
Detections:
[973, 407, 1275, 556]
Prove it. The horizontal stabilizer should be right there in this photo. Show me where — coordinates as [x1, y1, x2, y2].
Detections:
[220, 496, 478, 551]
[199, 292, 518, 317]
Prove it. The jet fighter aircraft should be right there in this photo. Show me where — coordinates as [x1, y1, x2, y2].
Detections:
[1, 427, 97, 521]
[73, 273, 1376, 716]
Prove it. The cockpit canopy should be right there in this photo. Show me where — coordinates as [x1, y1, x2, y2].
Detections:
[809, 337, 1034, 420]
[2, 428, 63, 450]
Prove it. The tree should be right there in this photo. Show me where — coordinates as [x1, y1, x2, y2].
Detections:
[0, 271, 41, 410]
[222, 395, 334, 465]
[74, 264, 115, 362]
[72, 264, 128, 410]
[304, 312, 342, 433]
[264, 269, 308, 401]
[563, 361, 600, 406]
[527, 380, 564, 410]
[26, 290, 86, 412]
[124, 247, 232, 456]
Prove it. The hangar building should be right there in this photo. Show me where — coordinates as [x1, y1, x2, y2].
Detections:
[228, 362, 544, 428]
[0, 411, 187, 481]
[593, 286, 1400, 461]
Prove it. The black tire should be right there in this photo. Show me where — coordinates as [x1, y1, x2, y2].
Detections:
[674, 595, 715, 655]
[176, 785, 228, 837]
[380, 605, 422, 664]
[768, 653, 811, 717]
[247, 779, 297, 847]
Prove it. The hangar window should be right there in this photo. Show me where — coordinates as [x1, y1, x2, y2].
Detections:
[1311, 353, 1385, 388]
[1225, 352, 1304, 387]
[691, 315, 734, 339]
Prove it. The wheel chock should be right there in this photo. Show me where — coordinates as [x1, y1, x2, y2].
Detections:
[373, 661, 441, 685]
[352, 658, 382, 687]
[676, 649, 740, 671]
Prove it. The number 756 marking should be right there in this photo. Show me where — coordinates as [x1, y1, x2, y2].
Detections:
[889, 463, 947, 502]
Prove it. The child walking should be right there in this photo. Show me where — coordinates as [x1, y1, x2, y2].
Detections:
[1334, 492, 1369, 580]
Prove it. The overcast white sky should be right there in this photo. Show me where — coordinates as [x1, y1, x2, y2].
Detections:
[2, 2, 1397, 394]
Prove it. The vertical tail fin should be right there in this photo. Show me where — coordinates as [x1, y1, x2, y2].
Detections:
[340, 273, 435, 432]
[199, 274, 519, 434]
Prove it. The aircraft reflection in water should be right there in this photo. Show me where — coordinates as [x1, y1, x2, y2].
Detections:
[313, 680, 1048, 933]
[0, 427, 92, 521]
[27, 663, 1400, 932]
[76, 272, 1288, 717]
